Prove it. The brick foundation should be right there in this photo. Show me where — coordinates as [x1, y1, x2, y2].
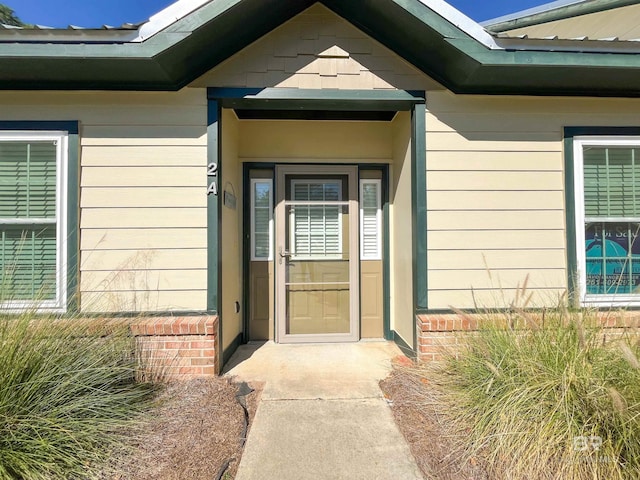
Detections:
[417, 312, 640, 362]
[130, 316, 220, 379]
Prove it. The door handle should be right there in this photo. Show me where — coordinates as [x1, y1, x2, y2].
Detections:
[279, 247, 292, 264]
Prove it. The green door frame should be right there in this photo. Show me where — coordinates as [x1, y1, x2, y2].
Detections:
[207, 87, 427, 364]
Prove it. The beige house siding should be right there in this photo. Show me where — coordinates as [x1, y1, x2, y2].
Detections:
[6, 4, 640, 321]
[0, 89, 208, 313]
[390, 111, 415, 347]
[238, 120, 393, 161]
[220, 110, 243, 351]
[191, 3, 441, 92]
[502, 4, 640, 40]
[425, 92, 640, 310]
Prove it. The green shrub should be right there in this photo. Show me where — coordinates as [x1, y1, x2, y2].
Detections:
[0, 312, 157, 480]
[440, 308, 640, 480]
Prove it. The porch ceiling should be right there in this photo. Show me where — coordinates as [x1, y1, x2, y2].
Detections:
[1, 0, 640, 96]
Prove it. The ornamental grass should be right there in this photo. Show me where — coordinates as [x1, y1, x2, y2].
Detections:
[434, 305, 640, 479]
[0, 311, 158, 480]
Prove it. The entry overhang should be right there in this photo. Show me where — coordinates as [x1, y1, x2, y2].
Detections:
[208, 88, 425, 112]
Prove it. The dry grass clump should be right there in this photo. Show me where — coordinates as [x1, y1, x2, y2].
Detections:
[0, 312, 158, 480]
[420, 306, 640, 479]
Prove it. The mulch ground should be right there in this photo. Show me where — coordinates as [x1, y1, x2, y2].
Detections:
[99, 377, 261, 480]
[97, 362, 486, 480]
[380, 366, 488, 480]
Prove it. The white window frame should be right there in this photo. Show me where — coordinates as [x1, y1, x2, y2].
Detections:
[250, 178, 273, 261]
[360, 179, 382, 260]
[289, 179, 344, 261]
[0, 131, 68, 312]
[574, 135, 640, 307]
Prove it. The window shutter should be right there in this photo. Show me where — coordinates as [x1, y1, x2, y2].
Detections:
[360, 180, 381, 260]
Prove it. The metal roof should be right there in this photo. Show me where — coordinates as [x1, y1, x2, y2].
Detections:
[483, 0, 586, 27]
[0, 0, 212, 43]
[486, 0, 640, 44]
[483, 0, 639, 33]
[0, 21, 145, 43]
[0, 0, 640, 95]
[0, 22, 142, 30]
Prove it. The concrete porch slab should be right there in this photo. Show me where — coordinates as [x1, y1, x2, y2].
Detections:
[223, 341, 403, 400]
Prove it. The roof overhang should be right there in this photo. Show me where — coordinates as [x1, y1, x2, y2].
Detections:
[1, 0, 640, 96]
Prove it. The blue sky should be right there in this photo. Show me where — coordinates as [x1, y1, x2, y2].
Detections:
[10, 0, 547, 28]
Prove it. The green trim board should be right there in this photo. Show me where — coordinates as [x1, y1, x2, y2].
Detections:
[223, 332, 243, 366]
[208, 88, 426, 112]
[412, 102, 428, 316]
[207, 103, 221, 314]
[66, 130, 80, 313]
[2, 0, 640, 95]
[0, 120, 79, 313]
[207, 100, 223, 371]
[564, 126, 640, 307]
[392, 330, 417, 359]
[210, 88, 423, 348]
[242, 163, 251, 343]
[79, 310, 210, 318]
[382, 166, 392, 340]
[564, 133, 578, 308]
[235, 110, 397, 121]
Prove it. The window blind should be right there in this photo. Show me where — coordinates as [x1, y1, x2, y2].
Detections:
[360, 180, 381, 260]
[0, 140, 57, 301]
[251, 179, 272, 260]
[0, 142, 57, 219]
[584, 147, 640, 217]
[292, 181, 341, 257]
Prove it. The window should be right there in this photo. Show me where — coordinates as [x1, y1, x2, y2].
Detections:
[574, 136, 640, 305]
[360, 179, 381, 260]
[290, 180, 342, 259]
[0, 131, 68, 310]
[251, 178, 273, 261]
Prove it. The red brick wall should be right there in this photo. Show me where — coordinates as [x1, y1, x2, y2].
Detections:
[417, 312, 640, 362]
[131, 316, 220, 379]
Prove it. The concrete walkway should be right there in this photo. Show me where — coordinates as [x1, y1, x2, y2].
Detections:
[223, 341, 423, 480]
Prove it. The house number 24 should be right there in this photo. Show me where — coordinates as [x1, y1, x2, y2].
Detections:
[207, 162, 218, 196]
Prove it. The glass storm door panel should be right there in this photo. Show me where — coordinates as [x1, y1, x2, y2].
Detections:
[275, 166, 359, 343]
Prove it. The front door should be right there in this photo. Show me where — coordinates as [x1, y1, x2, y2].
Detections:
[275, 165, 359, 343]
